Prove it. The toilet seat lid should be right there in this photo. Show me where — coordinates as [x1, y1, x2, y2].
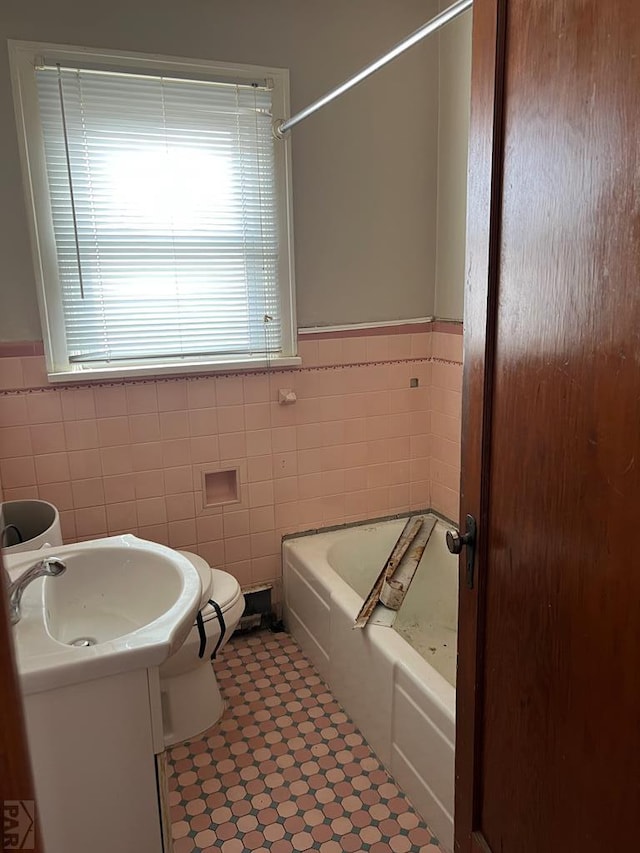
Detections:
[200, 570, 243, 619]
[178, 550, 213, 608]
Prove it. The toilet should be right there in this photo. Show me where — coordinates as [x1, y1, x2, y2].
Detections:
[159, 551, 245, 747]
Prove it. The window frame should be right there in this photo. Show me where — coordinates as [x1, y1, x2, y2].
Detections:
[9, 41, 299, 382]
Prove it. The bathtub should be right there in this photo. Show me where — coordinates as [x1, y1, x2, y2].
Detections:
[282, 514, 457, 852]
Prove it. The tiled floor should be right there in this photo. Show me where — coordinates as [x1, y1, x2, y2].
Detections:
[168, 630, 443, 853]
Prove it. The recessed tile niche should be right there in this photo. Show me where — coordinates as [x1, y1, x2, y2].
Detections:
[202, 469, 239, 507]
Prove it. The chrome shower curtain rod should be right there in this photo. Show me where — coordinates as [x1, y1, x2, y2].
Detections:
[273, 0, 473, 138]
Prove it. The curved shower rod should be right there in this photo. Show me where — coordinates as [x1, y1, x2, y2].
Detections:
[273, 0, 473, 139]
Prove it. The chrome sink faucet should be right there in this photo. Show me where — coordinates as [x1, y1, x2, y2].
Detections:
[7, 558, 66, 625]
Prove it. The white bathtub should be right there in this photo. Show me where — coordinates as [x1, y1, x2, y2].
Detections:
[282, 515, 457, 852]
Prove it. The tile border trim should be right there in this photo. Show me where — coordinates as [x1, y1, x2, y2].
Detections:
[0, 340, 45, 357]
[0, 356, 463, 397]
[0, 319, 463, 359]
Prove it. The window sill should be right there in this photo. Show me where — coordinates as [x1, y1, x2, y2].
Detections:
[46, 355, 302, 384]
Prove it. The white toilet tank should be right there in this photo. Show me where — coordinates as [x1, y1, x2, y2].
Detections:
[1, 500, 62, 553]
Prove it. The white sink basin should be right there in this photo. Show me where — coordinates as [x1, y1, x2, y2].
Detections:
[43, 543, 187, 645]
[5, 536, 201, 695]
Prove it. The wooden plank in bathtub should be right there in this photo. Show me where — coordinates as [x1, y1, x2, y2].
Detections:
[380, 516, 437, 609]
[354, 516, 425, 628]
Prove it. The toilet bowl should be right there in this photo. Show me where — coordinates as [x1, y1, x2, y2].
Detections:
[159, 551, 245, 747]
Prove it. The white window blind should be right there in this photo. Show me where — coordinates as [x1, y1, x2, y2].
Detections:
[35, 64, 283, 367]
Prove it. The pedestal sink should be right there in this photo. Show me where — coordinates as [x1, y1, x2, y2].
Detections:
[5, 535, 201, 695]
[4, 535, 202, 853]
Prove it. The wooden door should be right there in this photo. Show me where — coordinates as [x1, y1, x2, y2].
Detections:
[456, 1, 640, 851]
[0, 547, 42, 852]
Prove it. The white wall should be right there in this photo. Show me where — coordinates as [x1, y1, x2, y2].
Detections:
[0, 0, 470, 339]
[435, 7, 472, 321]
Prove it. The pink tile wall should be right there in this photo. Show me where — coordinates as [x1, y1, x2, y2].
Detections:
[0, 324, 463, 589]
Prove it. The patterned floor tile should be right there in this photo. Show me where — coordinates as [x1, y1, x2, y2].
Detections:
[168, 630, 443, 852]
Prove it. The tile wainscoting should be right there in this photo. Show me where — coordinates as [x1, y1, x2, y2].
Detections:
[0, 322, 462, 593]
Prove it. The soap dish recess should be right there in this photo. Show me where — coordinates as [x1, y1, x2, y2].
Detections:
[202, 469, 239, 507]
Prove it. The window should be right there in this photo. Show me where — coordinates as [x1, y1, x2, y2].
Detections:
[10, 43, 297, 380]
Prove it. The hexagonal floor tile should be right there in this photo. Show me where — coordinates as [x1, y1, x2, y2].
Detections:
[167, 631, 443, 852]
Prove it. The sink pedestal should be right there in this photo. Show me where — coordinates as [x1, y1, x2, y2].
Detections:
[25, 666, 169, 853]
